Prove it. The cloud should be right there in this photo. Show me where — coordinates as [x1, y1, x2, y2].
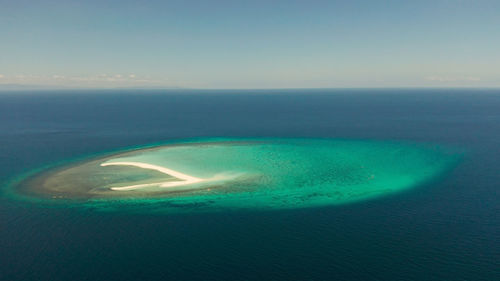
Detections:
[0, 73, 178, 89]
[426, 76, 481, 82]
[465, 77, 481, 82]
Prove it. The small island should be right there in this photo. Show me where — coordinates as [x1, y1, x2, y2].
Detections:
[13, 138, 458, 213]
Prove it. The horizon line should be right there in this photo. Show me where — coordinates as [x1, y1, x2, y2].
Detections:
[1, 86, 500, 92]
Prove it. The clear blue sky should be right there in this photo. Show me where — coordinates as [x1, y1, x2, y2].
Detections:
[1, 0, 499, 89]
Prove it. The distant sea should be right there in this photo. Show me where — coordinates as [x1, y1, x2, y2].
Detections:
[0, 89, 499, 281]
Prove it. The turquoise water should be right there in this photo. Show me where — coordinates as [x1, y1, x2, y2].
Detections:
[16, 138, 459, 213]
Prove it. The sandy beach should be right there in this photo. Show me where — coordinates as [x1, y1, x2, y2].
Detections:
[100, 161, 205, 190]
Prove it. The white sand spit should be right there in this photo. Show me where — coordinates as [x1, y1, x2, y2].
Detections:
[100, 161, 205, 191]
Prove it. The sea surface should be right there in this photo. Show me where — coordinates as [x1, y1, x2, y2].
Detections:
[0, 89, 499, 280]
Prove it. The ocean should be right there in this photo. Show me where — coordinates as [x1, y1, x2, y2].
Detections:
[0, 89, 499, 280]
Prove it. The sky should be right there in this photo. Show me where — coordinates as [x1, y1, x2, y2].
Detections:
[1, 0, 499, 89]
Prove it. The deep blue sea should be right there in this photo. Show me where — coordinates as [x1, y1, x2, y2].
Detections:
[0, 89, 499, 281]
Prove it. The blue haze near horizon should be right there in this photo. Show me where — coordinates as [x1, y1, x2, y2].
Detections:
[0, 89, 499, 280]
[1, 0, 500, 88]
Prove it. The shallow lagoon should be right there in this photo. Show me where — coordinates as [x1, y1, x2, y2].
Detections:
[14, 138, 459, 213]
